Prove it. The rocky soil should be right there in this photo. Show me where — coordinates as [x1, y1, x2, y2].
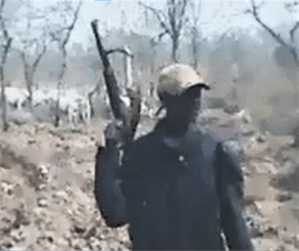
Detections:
[0, 113, 298, 250]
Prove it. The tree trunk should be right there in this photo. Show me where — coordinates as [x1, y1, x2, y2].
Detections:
[26, 77, 33, 111]
[151, 46, 156, 75]
[54, 46, 67, 128]
[0, 37, 12, 131]
[88, 92, 95, 118]
[149, 82, 154, 97]
[54, 82, 62, 128]
[294, 71, 298, 109]
[192, 29, 198, 70]
[127, 87, 141, 137]
[293, 71, 299, 147]
[88, 84, 100, 118]
[172, 35, 179, 63]
[0, 71, 8, 131]
[293, 115, 299, 148]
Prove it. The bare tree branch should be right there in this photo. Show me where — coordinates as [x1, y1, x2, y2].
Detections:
[248, 0, 299, 67]
[249, 0, 288, 48]
[62, 1, 81, 49]
[290, 21, 299, 44]
[32, 44, 47, 75]
[149, 31, 168, 46]
[187, 0, 201, 69]
[138, 2, 171, 35]
[140, 0, 190, 62]
[53, 0, 81, 82]
[188, 0, 201, 27]
[1, 39, 11, 72]
[168, 2, 175, 37]
[285, 1, 299, 13]
[177, 0, 187, 32]
[48, 1, 81, 47]
[18, 1, 49, 106]
[248, 0, 299, 126]
[158, 30, 168, 41]
[106, 49, 133, 57]
[46, 0, 82, 127]
[0, 0, 4, 11]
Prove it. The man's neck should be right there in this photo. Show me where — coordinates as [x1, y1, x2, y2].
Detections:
[157, 116, 191, 137]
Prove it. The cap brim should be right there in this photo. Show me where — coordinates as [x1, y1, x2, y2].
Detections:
[188, 82, 211, 91]
[182, 82, 211, 97]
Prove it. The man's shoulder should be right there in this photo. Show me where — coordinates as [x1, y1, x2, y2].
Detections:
[185, 126, 238, 147]
[205, 126, 240, 143]
[134, 124, 239, 144]
[132, 130, 163, 150]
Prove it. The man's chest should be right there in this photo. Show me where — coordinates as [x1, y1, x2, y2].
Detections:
[121, 133, 218, 209]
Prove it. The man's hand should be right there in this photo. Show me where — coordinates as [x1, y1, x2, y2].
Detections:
[94, 120, 127, 228]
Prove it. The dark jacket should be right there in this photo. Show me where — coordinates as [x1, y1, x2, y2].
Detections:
[95, 120, 253, 250]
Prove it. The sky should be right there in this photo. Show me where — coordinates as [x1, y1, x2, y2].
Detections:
[26, 0, 299, 49]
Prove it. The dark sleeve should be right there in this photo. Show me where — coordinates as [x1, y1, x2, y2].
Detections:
[94, 146, 126, 228]
[215, 142, 254, 251]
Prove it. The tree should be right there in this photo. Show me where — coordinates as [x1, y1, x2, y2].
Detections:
[17, 1, 47, 109]
[247, 0, 299, 105]
[247, 0, 299, 146]
[186, 0, 201, 69]
[149, 39, 158, 74]
[45, 0, 82, 127]
[0, 0, 13, 131]
[85, 53, 103, 118]
[139, 0, 189, 63]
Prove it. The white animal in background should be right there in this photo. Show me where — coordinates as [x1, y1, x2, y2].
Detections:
[32, 89, 51, 107]
[67, 96, 80, 127]
[32, 88, 90, 127]
[37, 89, 57, 109]
[77, 96, 91, 124]
[68, 102, 79, 128]
[67, 95, 91, 128]
[46, 89, 58, 100]
[1, 87, 28, 110]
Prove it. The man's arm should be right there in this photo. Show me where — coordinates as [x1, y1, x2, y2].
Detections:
[94, 145, 126, 228]
[215, 142, 254, 250]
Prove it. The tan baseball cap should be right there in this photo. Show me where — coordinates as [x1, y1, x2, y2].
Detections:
[157, 64, 209, 102]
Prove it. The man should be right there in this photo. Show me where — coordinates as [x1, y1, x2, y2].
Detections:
[95, 64, 253, 250]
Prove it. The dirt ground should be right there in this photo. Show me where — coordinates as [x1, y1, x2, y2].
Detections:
[0, 114, 299, 250]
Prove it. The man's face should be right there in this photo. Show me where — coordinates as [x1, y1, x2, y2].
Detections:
[161, 83, 210, 120]
[165, 93, 200, 120]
